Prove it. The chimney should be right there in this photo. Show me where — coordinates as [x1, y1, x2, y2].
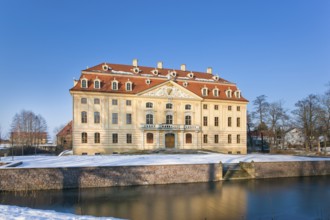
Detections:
[207, 67, 212, 74]
[157, 61, 163, 69]
[132, 59, 138, 67]
[181, 64, 186, 71]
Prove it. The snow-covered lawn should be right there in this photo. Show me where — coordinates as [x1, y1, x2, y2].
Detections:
[1, 153, 330, 168]
[0, 205, 121, 220]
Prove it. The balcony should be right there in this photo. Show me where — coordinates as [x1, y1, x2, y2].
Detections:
[140, 124, 200, 131]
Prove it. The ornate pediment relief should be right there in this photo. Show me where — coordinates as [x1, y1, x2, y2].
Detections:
[140, 83, 198, 99]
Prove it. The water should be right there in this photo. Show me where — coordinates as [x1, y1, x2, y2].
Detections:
[1, 176, 330, 220]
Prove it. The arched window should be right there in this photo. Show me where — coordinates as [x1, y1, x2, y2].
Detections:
[166, 115, 173, 124]
[81, 98, 87, 104]
[147, 133, 153, 143]
[166, 103, 173, 109]
[146, 102, 153, 108]
[94, 80, 100, 89]
[186, 133, 192, 144]
[202, 88, 208, 96]
[226, 89, 232, 98]
[146, 114, 153, 124]
[82, 132, 87, 143]
[81, 111, 87, 123]
[185, 104, 191, 110]
[94, 112, 100, 124]
[94, 132, 100, 143]
[81, 79, 87, 88]
[112, 81, 118, 90]
[185, 115, 191, 125]
[213, 88, 219, 97]
[126, 82, 132, 91]
[235, 90, 241, 98]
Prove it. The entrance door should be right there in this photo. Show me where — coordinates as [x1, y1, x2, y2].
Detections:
[165, 133, 175, 148]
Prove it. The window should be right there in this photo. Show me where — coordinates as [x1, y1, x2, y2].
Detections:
[146, 102, 153, 108]
[126, 113, 132, 124]
[112, 133, 118, 143]
[228, 106, 232, 111]
[81, 98, 87, 104]
[112, 113, 118, 124]
[214, 105, 218, 110]
[112, 81, 118, 90]
[81, 79, 87, 88]
[112, 99, 118, 105]
[127, 134, 132, 144]
[147, 133, 153, 143]
[214, 135, 219, 144]
[203, 116, 208, 126]
[226, 90, 232, 98]
[237, 106, 241, 111]
[166, 103, 173, 109]
[186, 133, 192, 144]
[202, 88, 208, 96]
[166, 115, 173, 124]
[203, 134, 208, 144]
[237, 135, 241, 144]
[94, 80, 100, 89]
[185, 104, 191, 110]
[235, 90, 241, 98]
[126, 100, 132, 106]
[213, 89, 219, 97]
[228, 134, 232, 144]
[94, 133, 100, 143]
[82, 132, 87, 143]
[94, 98, 100, 104]
[81, 111, 87, 123]
[214, 117, 219, 126]
[146, 114, 153, 124]
[203, 104, 208, 110]
[94, 112, 100, 124]
[185, 115, 191, 125]
[126, 82, 132, 91]
[228, 117, 232, 127]
[237, 117, 241, 127]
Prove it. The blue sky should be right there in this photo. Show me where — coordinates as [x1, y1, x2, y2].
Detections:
[0, 0, 329, 139]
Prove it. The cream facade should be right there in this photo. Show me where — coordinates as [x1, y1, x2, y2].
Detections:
[70, 61, 248, 155]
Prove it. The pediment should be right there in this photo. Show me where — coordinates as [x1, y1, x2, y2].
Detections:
[138, 81, 201, 100]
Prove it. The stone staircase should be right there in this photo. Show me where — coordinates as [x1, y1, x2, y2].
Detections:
[223, 163, 254, 180]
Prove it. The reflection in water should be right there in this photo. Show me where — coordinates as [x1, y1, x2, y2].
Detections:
[1, 176, 330, 220]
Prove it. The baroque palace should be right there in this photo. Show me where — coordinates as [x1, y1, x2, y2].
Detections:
[70, 59, 248, 155]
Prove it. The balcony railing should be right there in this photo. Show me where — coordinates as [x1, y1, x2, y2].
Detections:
[140, 124, 200, 131]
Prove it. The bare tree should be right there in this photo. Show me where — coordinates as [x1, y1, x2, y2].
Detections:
[292, 94, 321, 151]
[252, 95, 269, 131]
[10, 110, 48, 154]
[318, 83, 330, 152]
[0, 125, 2, 144]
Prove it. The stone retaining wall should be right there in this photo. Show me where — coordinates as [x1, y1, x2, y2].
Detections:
[0, 163, 222, 191]
[240, 161, 330, 179]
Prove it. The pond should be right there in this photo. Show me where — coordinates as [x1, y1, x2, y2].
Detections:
[1, 176, 330, 220]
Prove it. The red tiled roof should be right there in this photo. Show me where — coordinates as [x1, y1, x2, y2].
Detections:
[70, 62, 248, 102]
[56, 121, 73, 137]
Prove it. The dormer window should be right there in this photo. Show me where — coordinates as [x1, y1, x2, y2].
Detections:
[102, 64, 109, 71]
[151, 69, 159, 75]
[226, 88, 232, 98]
[202, 87, 208, 96]
[212, 75, 219, 81]
[112, 80, 118, 90]
[94, 79, 101, 89]
[81, 79, 88, 88]
[126, 81, 132, 91]
[235, 90, 241, 98]
[183, 81, 188, 87]
[133, 67, 140, 74]
[146, 102, 153, 108]
[170, 70, 176, 77]
[166, 103, 173, 109]
[187, 72, 194, 78]
[146, 79, 151, 85]
[213, 88, 219, 97]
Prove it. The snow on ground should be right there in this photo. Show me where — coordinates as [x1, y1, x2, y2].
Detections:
[0, 205, 121, 220]
[1, 153, 330, 168]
